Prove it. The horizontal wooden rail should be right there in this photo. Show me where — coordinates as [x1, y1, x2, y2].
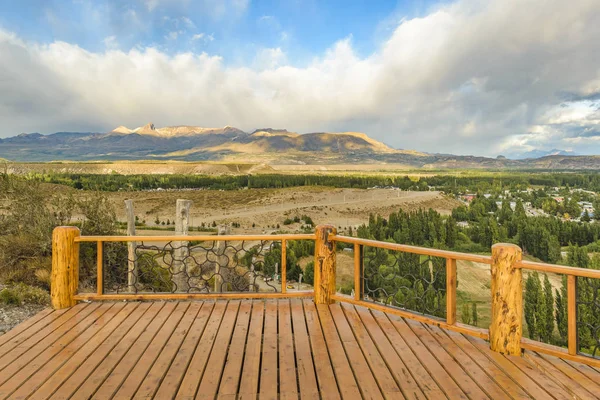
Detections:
[74, 291, 314, 301]
[515, 259, 600, 279]
[75, 233, 316, 242]
[332, 235, 493, 264]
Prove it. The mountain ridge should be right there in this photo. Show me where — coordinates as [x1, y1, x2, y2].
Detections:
[0, 123, 598, 169]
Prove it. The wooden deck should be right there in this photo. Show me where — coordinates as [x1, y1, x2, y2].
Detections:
[0, 300, 599, 400]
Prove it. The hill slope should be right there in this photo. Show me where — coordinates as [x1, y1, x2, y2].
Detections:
[0, 123, 599, 169]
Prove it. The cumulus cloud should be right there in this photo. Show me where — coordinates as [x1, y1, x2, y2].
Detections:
[1, 0, 600, 156]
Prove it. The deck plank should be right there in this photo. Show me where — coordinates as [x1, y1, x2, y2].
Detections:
[302, 300, 341, 400]
[278, 300, 299, 399]
[403, 318, 490, 399]
[47, 302, 154, 399]
[387, 313, 468, 399]
[237, 300, 265, 399]
[564, 359, 600, 384]
[442, 327, 532, 399]
[175, 301, 228, 399]
[68, 302, 167, 400]
[154, 301, 215, 399]
[503, 351, 580, 400]
[353, 305, 425, 399]
[133, 302, 203, 399]
[369, 310, 446, 399]
[259, 299, 279, 400]
[340, 303, 404, 399]
[196, 301, 241, 399]
[465, 335, 555, 400]
[524, 351, 600, 399]
[0, 308, 56, 347]
[14, 302, 141, 400]
[218, 301, 252, 396]
[0, 302, 108, 394]
[290, 299, 319, 400]
[89, 301, 178, 399]
[0, 303, 94, 365]
[329, 303, 384, 400]
[315, 304, 362, 400]
[2, 299, 599, 399]
[110, 301, 191, 399]
[423, 324, 511, 399]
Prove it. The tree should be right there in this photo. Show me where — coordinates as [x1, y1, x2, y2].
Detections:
[472, 302, 478, 327]
[461, 303, 472, 324]
[581, 210, 591, 222]
[525, 272, 542, 340]
[555, 285, 567, 345]
[304, 261, 314, 285]
[543, 274, 555, 343]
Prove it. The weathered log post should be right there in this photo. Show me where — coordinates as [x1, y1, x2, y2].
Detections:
[215, 225, 231, 292]
[173, 199, 192, 292]
[490, 243, 523, 355]
[314, 224, 337, 304]
[124, 200, 138, 292]
[51, 226, 80, 309]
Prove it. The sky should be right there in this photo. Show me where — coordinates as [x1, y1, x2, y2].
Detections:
[0, 0, 599, 157]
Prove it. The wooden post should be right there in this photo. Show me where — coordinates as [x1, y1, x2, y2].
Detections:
[215, 225, 230, 292]
[354, 243, 361, 301]
[567, 275, 577, 355]
[124, 199, 138, 292]
[490, 243, 523, 356]
[174, 199, 192, 292]
[281, 239, 287, 294]
[51, 226, 80, 309]
[314, 224, 337, 304]
[446, 258, 457, 325]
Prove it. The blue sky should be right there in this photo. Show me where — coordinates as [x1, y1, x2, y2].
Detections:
[0, 0, 599, 157]
[0, 0, 437, 64]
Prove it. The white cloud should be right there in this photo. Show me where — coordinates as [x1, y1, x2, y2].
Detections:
[254, 48, 287, 69]
[181, 17, 195, 29]
[1, 0, 600, 156]
[165, 30, 184, 40]
[102, 36, 118, 50]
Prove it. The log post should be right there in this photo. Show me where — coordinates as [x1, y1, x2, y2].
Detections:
[215, 225, 231, 292]
[51, 226, 80, 309]
[124, 199, 138, 292]
[490, 243, 523, 355]
[314, 224, 337, 304]
[173, 199, 192, 292]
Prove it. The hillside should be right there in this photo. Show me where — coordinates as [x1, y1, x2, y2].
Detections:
[1, 123, 599, 169]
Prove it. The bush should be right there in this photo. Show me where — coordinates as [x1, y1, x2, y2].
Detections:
[0, 288, 21, 305]
[0, 284, 50, 306]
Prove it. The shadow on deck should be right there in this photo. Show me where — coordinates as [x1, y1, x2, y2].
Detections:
[1, 300, 599, 399]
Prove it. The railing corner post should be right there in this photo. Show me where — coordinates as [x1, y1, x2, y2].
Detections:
[314, 224, 337, 305]
[51, 226, 80, 310]
[490, 243, 522, 356]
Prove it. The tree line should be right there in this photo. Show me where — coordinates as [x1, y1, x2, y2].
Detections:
[21, 171, 600, 193]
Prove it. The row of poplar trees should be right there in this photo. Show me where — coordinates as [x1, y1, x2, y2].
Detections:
[524, 245, 599, 355]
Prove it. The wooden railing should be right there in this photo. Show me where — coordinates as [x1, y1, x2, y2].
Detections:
[51, 225, 600, 367]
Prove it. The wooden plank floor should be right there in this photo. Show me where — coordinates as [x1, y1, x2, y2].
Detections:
[0, 300, 599, 399]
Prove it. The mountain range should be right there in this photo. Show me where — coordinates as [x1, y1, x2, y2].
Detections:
[1, 123, 599, 169]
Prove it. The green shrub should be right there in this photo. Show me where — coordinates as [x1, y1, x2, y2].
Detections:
[0, 284, 50, 305]
[0, 288, 22, 305]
